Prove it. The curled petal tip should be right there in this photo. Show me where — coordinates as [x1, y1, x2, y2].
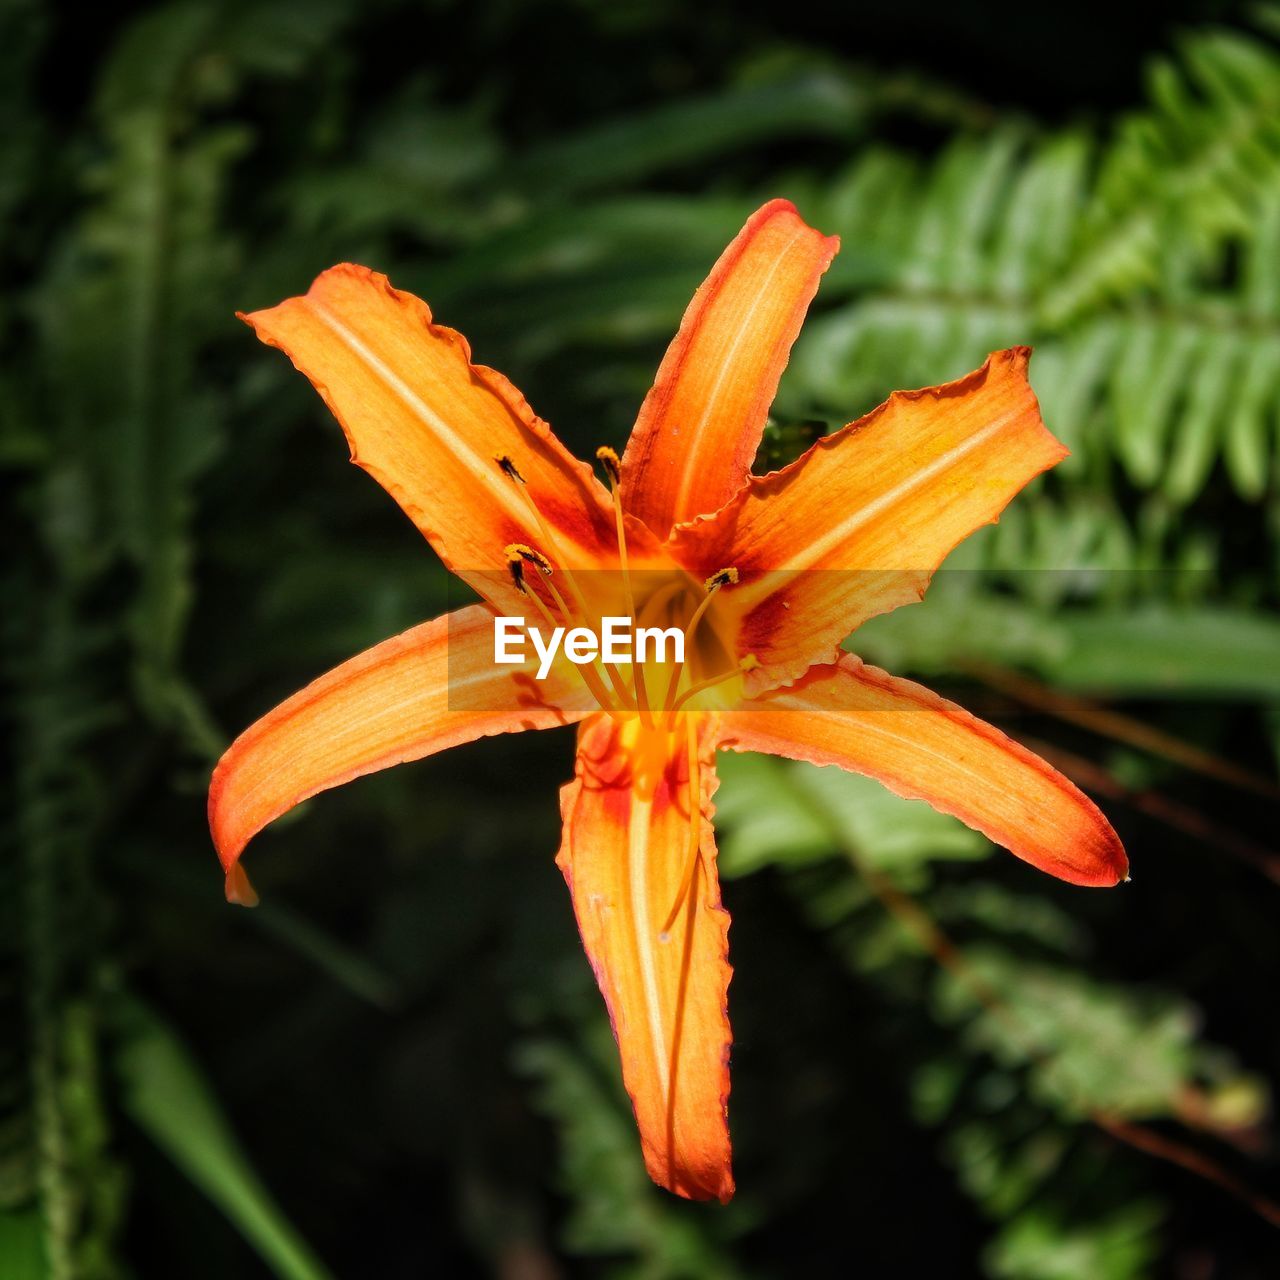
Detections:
[1096, 837, 1129, 888]
[225, 863, 260, 908]
[720, 659, 1130, 891]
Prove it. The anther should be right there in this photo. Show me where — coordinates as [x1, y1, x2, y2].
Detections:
[660, 567, 740, 723]
[595, 445, 621, 487]
[505, 543, 553, 575]
[495, 454, 526, 484]
[498, 450, 636, 719]
[504, 544, 620, 716]
[596, 443, 648, 724]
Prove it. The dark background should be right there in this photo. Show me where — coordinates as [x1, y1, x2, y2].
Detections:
[5, 1, 1280, 1276]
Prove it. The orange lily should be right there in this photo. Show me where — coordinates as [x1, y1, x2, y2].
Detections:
[209, 199, 1127, 1204]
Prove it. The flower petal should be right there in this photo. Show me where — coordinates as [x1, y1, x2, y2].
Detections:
[209, 605, 593, 894]
[620, 200, 838, 538]
[720, 656, 1128, 887]
[243, 265, 621, 603]
[556, 714, 734, 1200]
[670, 349, 1066, 690]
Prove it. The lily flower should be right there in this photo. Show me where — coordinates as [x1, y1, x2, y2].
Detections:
[209, 199, 1127, 1203]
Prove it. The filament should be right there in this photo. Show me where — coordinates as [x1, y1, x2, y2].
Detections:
[670, 656, 758, 714]
[659, 716, 703, 937]
[506, 545, 619, 714]
[499, 454, 636, 711]
[598, 446, 653, 729]
[661, 568, 737, 727]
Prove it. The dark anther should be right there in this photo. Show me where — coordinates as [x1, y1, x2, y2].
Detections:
[495, 454, 526, 484]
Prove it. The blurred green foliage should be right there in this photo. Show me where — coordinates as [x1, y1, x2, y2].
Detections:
[4, 0, 1280, 1276]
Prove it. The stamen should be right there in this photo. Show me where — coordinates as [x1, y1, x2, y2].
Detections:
[670, 654, 758, 713]
[661, 567, 738, 723]
[506, 542, 568, 614]
[705, 567, 739, 590]
[660, 718, 702, 937]
[496, 453, 599, 637]
[632, 651, 655, 730]
[505, 543, 557, 599]
[506, 542, 554, 576]
[495, 453, 526, 484]
[595, 445, 621, 487]
[503, 544, 620, 715]
[597, 443, 652, 728]
[494, 453, 635, 715]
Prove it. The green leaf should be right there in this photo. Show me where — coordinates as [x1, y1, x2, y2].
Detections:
[716, 752, 985, 882]
[984, 1204, 1164, 1280]
[112, 997, 333, 1280]
[508, 71, 868, 198]
[1045, 607, 1280, 697]
[933, 948, 1268, 1123]
[0, 1210, 49, 1280]
[853, 596, 1280, 699]
[516, 1032, 745, 1278]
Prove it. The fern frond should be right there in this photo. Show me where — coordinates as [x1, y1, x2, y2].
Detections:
[1043, 31, 1280, 325]
[789, 31, 1280, 509]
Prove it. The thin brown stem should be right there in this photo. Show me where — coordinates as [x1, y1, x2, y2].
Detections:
[1026, 737, 1280, 887]
[960, 660, 1280, 801]
[769, 760, 1280, 1230]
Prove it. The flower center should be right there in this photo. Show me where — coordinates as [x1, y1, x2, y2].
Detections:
[495, 451, 752, 726]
